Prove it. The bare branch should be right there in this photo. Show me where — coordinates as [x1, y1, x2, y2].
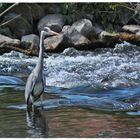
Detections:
[0, 14, 21, 27]
[119, 4, 134, 12]
[0, 3, 19, 17]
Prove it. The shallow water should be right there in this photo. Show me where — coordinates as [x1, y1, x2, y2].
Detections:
[0, 85, 140, 137]
[1, 42, 140, 137]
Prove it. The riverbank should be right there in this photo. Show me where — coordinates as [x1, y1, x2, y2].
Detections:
[0, 3, 140, 56]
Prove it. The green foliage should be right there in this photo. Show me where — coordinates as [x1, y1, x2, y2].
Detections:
[61, 3, 134, 31]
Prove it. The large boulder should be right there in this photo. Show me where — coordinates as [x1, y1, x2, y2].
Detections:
[38, 14, 65, 33]
[0, 27, 13, 38]
[70, 19, 95, 40]
[21, 34, 39, 50]
[3, 14, 33, 38]
[44, 34, 68, 52]
[61, 24, 91, 50]
[122, 25, 140, 34]
[9, 3, 45, 23]
[1, 4, 45, 38]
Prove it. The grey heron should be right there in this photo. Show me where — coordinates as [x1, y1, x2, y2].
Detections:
[25, 27, 59, 109]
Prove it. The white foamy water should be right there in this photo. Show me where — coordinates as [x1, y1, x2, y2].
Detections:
[0, 41, 140, 88]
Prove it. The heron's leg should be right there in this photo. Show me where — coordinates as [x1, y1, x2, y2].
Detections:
[32, 104, 34, 112]
[40, 94, 43, 108]
[30, 96, 34, 112]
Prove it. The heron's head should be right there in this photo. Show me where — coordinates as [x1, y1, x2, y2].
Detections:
[41, 27, 59, 36]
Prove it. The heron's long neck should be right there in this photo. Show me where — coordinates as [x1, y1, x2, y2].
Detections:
[36, 32, 44, 74]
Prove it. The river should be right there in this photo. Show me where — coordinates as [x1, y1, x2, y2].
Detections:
[0, 41, 140, 137]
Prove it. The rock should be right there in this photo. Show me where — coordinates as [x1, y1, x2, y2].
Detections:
[136, 31, 140, 36]
[0, 27, 13, 38]
[0, 34, 20, 46]
[3, 14, 33, 38]
[0, 34, 20, 54]
[1, 4, 44, 37]
[92, 24, 103, 35]
[62, 24, 91, 50]
[21, 34, 39, 50]
[44, 34, 68, 52]
[61, 25, 71, 34]
[70, 19, 94, 40]
[122, 25, 140, 34]
[62, 47, 79, 56]
[68, 29, 91, 49]
[38, 14, 64, 33]
[9, 3, 45, 23]
[99, 31, 119, 47]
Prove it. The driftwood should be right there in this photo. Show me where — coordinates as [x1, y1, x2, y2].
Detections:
[0, 41, 38, 56]
[7, 45, 39, 56]
[99, 31, 140, 47]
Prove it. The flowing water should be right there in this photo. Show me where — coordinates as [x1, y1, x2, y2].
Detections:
[1, 41, 140, 137]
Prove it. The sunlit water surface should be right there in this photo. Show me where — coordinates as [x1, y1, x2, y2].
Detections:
[1, 42, 140, 137]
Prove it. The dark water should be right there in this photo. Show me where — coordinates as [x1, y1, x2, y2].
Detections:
[1, 85, 140, 138]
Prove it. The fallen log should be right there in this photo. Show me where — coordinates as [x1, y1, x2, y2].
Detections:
[99, 31, 140, 47]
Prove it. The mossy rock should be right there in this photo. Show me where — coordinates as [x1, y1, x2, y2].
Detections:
[9, 3, 44, 23]
[3, 14, 33, 38]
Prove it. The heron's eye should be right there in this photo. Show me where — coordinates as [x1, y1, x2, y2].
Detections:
[43, 28, 48, 32]
[43, 27, 51, 32]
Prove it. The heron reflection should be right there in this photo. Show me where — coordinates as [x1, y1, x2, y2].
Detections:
[26, 108, 48, 137]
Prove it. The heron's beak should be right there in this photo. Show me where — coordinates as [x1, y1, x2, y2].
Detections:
[49, 30, 59, 36]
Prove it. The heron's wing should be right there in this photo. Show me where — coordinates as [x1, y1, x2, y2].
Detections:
[25, 72, 37, 103]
